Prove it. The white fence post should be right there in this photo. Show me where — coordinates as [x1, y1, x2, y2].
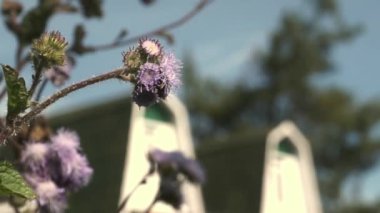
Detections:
[119, 95, 205, 213]
[260, 121, 322, 213]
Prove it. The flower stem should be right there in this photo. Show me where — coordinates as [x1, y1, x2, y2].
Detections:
[28, 61, 43, 98]
[22, 67, 127, 122]
[117, 171, 152, 212]
[145, 197, 159, 213]
[35, 78, 48, 102]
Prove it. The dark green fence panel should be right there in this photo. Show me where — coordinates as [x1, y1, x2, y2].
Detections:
[50, 97, 266, 213]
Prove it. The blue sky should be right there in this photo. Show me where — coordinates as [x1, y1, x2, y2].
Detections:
[1, 0, 380, 204]
[1, 0, 379, 111]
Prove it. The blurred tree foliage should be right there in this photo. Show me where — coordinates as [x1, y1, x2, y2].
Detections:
[183, 0, 380, 212]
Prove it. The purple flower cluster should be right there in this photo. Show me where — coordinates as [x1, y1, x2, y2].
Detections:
[20, 129, 93, 212]
[148, 149, 205, 183]
[147, 148, 205, 209]
[123, 38, 182, 107]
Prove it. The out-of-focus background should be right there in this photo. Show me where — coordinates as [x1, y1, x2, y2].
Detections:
[1, 0, 380, 212]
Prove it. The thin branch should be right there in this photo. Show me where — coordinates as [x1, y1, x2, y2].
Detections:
[77, 0, 210, 53]
[145, 197, 158, 213]
[117, 171, 152, 212]
[28, 72, 42, 99]
[35, 78, 49, 102]
[21, 67, 127, 122]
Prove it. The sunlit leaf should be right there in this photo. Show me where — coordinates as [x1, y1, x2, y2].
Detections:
[0, 162, 35, 199]
[2, 65, 28, 123]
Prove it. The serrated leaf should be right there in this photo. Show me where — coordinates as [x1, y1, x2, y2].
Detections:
[0, 162, 35, 199]
[1, 65, 28, 123]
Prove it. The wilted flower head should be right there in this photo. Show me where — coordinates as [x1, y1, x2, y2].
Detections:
[148, 149, 205, 183]
[31, 31, 68, 69]
[35, 180, 67, 213]
[139, 38, 161, 56]
[44, 56, 74, 86]
[50, 129, 93, 190]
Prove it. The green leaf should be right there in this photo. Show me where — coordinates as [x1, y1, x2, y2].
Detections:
[1, 65, 28, 123]
[0, 162, 35, 199]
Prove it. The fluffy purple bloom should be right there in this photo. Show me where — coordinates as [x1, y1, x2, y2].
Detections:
[20, 129, 92, 212]
[21, 143, 50, 177]
[50, 129, 80, 151]
[132, 52, 182, 107]
[160, 52, 182, 90]
[50, 129, 93, 190]
[24, 173, 48, 188]
[136, 63, 163, 92]
[44, 57, 73, 86]
[148, 149, 205, 183]
[126, 39, 182, 107]
[133, 63, 164, 107]
[35, 180, 67, 213]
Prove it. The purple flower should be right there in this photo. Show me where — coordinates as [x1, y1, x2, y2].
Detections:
[160, 52, 182, 90]
[132, 85, 159, 107]
[44, 57, 73, 86]
[21, 143, 50, 177]
[148, 149, 205, 184]
[133, 63, 164, 107]
[50, 129, 93, 190]
[35, 180, 67, 213]
[178, 157, 206, 183]
[24, 173, 49, 187]
[148, 149, 205, 210]
[136, 63, 163, 92]
[125, 39, 182, 107]
[20, 129, 93, 212]
[50, 129, 80, 151]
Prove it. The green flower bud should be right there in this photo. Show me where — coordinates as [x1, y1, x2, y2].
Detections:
[31, 31, 68, 69]
[122, 48, 143, 73]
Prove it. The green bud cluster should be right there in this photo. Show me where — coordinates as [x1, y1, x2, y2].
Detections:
[122, 48, 143, 75]
[31, 31, 68, 69]
[122, 38, 162, 81]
